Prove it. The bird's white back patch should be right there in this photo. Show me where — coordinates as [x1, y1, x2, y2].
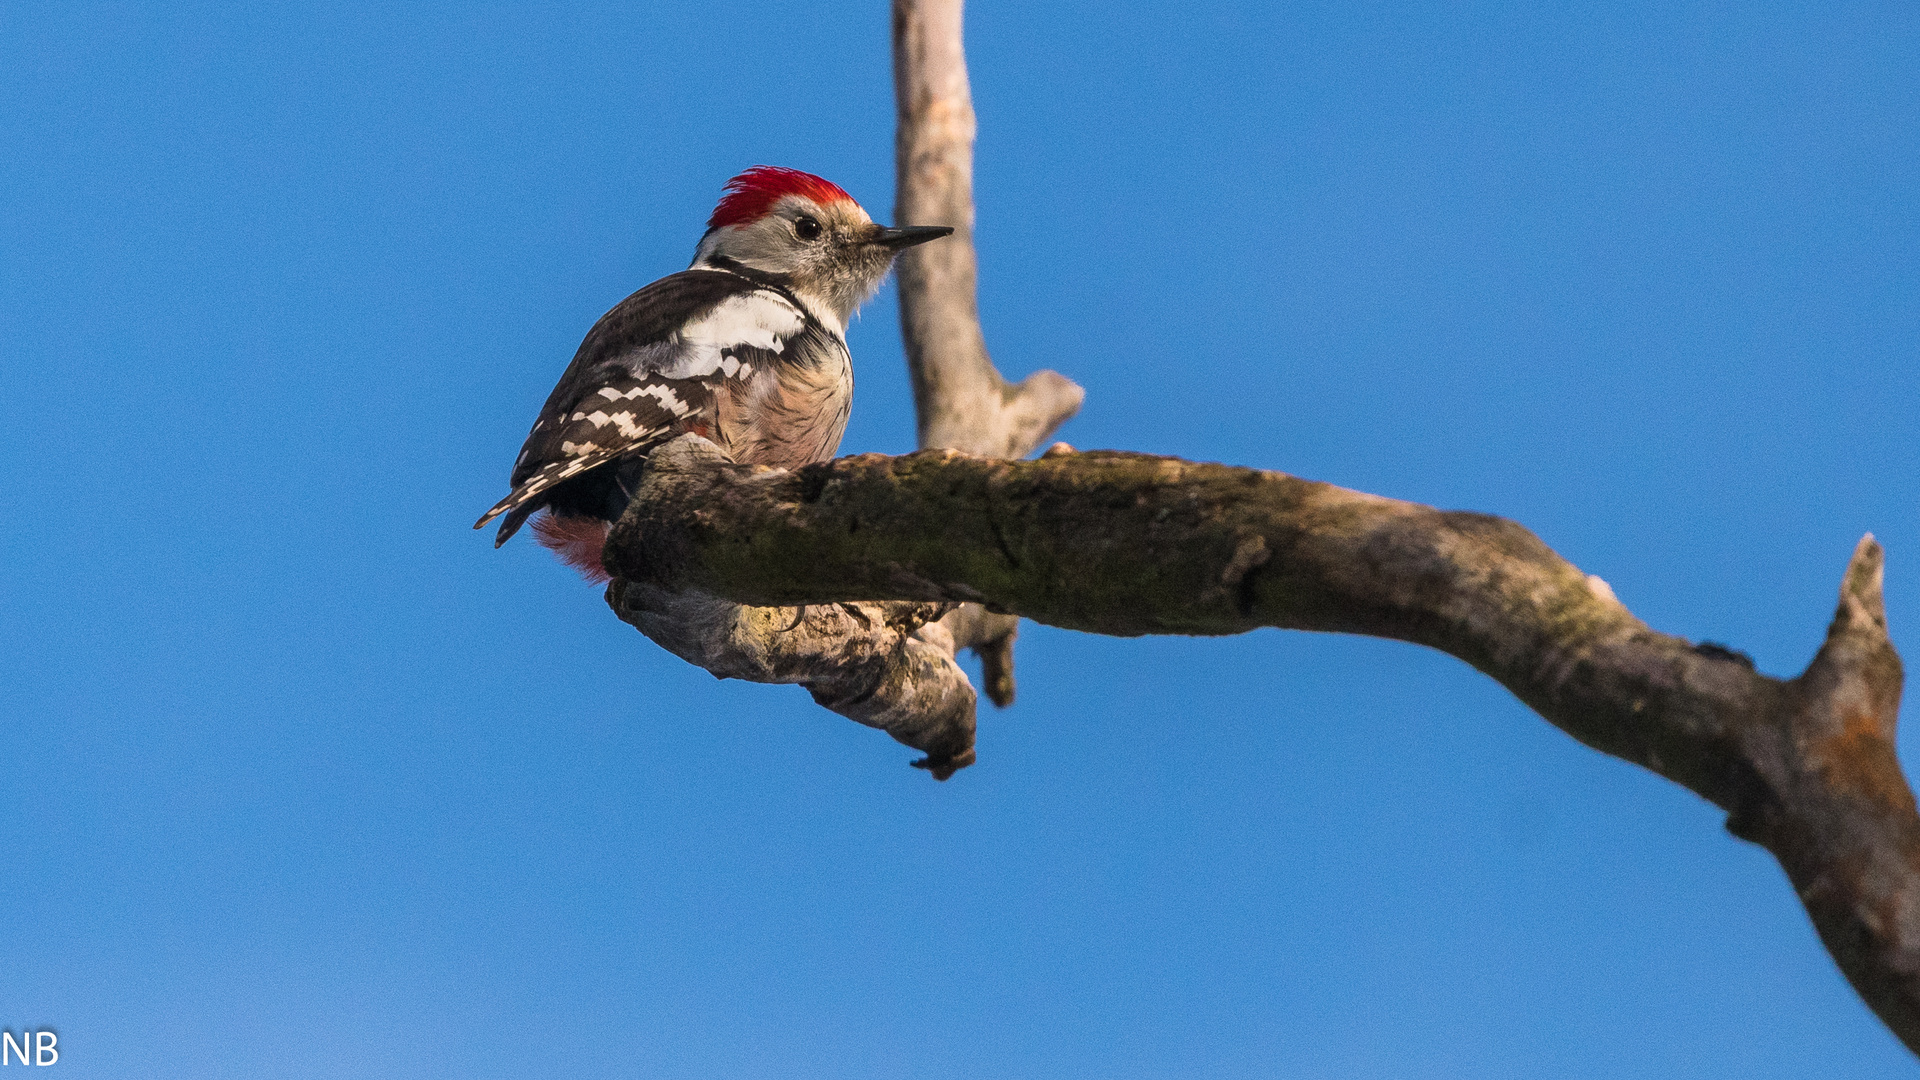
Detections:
[659, 291, 805, 378]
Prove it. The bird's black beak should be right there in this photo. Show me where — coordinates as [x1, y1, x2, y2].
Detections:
[872, 225, 954, 250]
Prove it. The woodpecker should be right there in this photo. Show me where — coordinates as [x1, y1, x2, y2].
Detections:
[475, 167, 952, 580]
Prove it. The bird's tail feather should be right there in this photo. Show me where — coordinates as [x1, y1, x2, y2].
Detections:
[531, 513, 611, 584]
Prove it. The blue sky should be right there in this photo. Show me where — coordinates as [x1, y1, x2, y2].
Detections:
[2, 1, 1916, 1075]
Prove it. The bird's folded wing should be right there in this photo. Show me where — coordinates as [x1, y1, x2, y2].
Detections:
[474, 372, 719, 543]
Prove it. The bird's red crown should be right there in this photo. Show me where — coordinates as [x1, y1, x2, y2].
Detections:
[708, 166, 855, 229]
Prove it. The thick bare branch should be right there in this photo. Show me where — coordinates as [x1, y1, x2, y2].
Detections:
[606, 437, 1919, 1050]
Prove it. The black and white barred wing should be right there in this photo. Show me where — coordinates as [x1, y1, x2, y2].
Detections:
[475, 271, 808, 545]
[473, 371, 720, 544]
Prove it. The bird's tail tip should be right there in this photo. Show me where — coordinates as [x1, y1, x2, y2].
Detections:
[531, 513, 612, 584]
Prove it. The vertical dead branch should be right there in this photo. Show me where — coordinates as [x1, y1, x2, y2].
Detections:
[892, 0, 1084, 704]
[892, 0, 1083, 458]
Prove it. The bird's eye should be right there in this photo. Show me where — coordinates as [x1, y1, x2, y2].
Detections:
[794, 215, 823, 241]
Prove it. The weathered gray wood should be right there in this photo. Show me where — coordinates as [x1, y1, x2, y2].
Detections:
[606, 576, 976, 778]
[893, 0, 1083, 459]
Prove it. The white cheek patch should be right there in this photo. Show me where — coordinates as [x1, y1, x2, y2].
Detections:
[660, 292, 804, 378]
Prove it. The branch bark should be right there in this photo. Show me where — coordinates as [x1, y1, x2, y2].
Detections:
[604, 580, 976, 773]
[606, 437, 1919, 1053]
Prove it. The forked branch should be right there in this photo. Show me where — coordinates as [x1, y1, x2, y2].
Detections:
[602, 0, 1920, 1053]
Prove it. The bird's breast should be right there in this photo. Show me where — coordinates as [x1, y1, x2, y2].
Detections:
[716, 334, 852, 471]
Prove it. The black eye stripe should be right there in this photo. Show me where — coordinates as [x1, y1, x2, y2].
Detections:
[795, 215, 823, 241]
